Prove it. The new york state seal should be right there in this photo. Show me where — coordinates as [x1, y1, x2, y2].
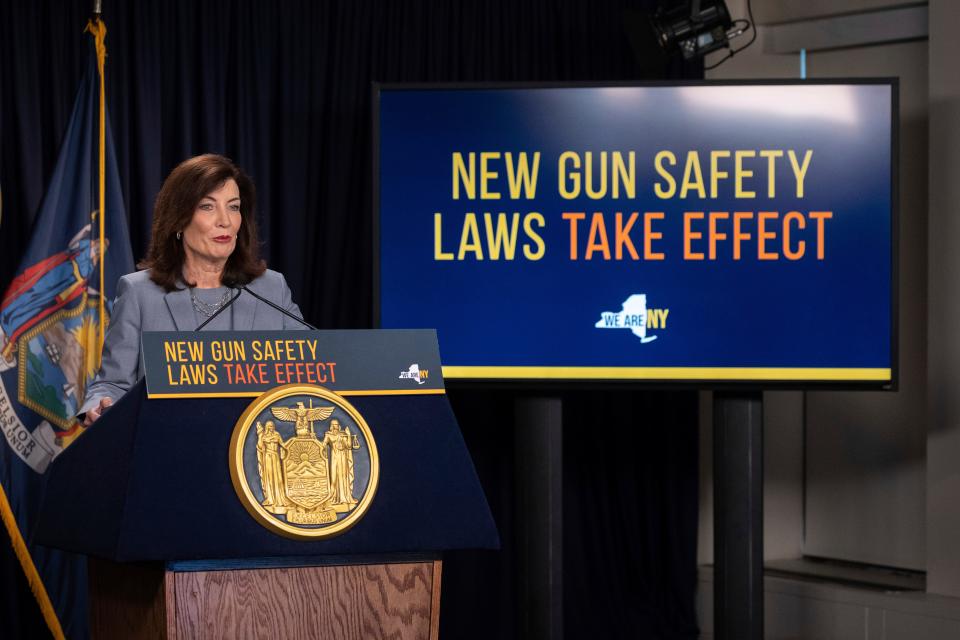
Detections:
[229, 384, 379, 539]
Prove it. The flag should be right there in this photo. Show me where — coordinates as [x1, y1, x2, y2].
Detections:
[0, 19, 134, 639]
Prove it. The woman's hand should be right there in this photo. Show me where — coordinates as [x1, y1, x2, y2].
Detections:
[83, 397, 113, 427]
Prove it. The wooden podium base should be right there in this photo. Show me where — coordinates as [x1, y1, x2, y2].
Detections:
[88, 558, 442, 640]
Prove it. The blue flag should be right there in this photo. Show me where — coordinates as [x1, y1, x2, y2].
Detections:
[0, 20, 133, 639]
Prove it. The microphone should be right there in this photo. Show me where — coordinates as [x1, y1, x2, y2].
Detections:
[240, 286, 318, 330]
[195, 289, 243, 331]
[194, 286, 318, 331]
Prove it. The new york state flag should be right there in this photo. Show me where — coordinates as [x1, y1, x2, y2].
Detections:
[0, 20, 133, 639]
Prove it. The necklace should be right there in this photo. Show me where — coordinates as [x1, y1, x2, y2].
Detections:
[190, 288, 232, 318]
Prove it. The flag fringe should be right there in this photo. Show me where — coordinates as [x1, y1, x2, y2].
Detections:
[0, 483, 66, 640]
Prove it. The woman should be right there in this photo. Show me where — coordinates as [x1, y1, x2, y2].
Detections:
[80, 154, 306, 425]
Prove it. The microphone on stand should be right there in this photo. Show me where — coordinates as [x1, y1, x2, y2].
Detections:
[240, 286, 318, 330]
[194, 286, 318, 331]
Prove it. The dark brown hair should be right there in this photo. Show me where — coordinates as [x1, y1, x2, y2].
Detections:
[138, 154, 266, 291]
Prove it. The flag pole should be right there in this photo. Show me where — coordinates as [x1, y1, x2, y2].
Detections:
[85, 10, 107, 362]
[0, 7, 132, 638]
[0, 485, 65, 639]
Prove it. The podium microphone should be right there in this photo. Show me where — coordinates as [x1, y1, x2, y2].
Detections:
[194, 287, 317, 331]
[240, 285, 318, 330]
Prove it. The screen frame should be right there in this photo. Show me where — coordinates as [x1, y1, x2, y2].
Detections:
[372, 79, 900, 391]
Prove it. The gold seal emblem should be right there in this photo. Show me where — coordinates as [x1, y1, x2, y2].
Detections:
[229, 384, 379, 539]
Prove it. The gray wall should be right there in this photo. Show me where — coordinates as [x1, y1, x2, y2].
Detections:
[754, 0, 921, 25]
[926, 0, 960, 598]
[700, 0, 930, 572]
[803, 38, 928, 571]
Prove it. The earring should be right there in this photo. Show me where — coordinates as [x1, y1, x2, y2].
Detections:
[176, 231, 182, 240]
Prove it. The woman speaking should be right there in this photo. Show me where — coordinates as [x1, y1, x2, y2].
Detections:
[80, 154, 306, 425]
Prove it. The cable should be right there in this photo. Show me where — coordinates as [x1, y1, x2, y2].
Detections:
[704, 0, 757, 71]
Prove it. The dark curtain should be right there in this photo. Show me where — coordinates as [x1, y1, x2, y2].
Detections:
[562, 390, 700, 639]
[1, 1, 701, 637]
[445, 388, 700, 639]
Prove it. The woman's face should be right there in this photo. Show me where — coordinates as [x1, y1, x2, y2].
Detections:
[182, 178, 242, 266]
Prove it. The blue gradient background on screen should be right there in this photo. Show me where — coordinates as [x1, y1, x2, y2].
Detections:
[378, 85, 893, 370]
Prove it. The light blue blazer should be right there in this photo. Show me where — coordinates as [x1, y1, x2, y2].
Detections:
[80, 269, 305, 414]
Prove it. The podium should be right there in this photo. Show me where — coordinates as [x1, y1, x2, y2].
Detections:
[34, 330, 498, 639]
[84, 554, 443, 638]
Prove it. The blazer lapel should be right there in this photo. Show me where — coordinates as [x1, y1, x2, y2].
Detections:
[164, 288, 196, 331]
[234, 287, 257, 330]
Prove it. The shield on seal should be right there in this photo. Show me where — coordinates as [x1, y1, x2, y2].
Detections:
[282, 436, 330, 509]
[230, 384, 380, 539]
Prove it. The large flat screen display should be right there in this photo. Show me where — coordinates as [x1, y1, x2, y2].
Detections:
[376, 82, 897, 387]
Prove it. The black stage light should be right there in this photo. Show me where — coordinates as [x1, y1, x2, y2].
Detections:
[652, 0, 748, 61]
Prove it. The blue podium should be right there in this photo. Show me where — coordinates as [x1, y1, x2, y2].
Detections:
[34, 335, 497, 639]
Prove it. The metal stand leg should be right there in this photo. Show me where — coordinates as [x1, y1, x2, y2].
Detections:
[713, 391, 764, 640]
[515, 396, 563, 640]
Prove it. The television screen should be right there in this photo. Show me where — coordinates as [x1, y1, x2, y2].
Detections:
[376, 82, 897, 387]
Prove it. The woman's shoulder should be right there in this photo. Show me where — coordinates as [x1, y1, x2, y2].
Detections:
[246, 269, 288, 291]
[116, 269, 167, 297]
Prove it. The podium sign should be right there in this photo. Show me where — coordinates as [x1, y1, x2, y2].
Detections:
[141, 329, 444, 397]
[37, 329, 497, 560]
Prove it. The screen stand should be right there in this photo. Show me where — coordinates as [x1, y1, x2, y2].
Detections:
[515, 397, 564, 640]
[713, 391, 764, 640]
